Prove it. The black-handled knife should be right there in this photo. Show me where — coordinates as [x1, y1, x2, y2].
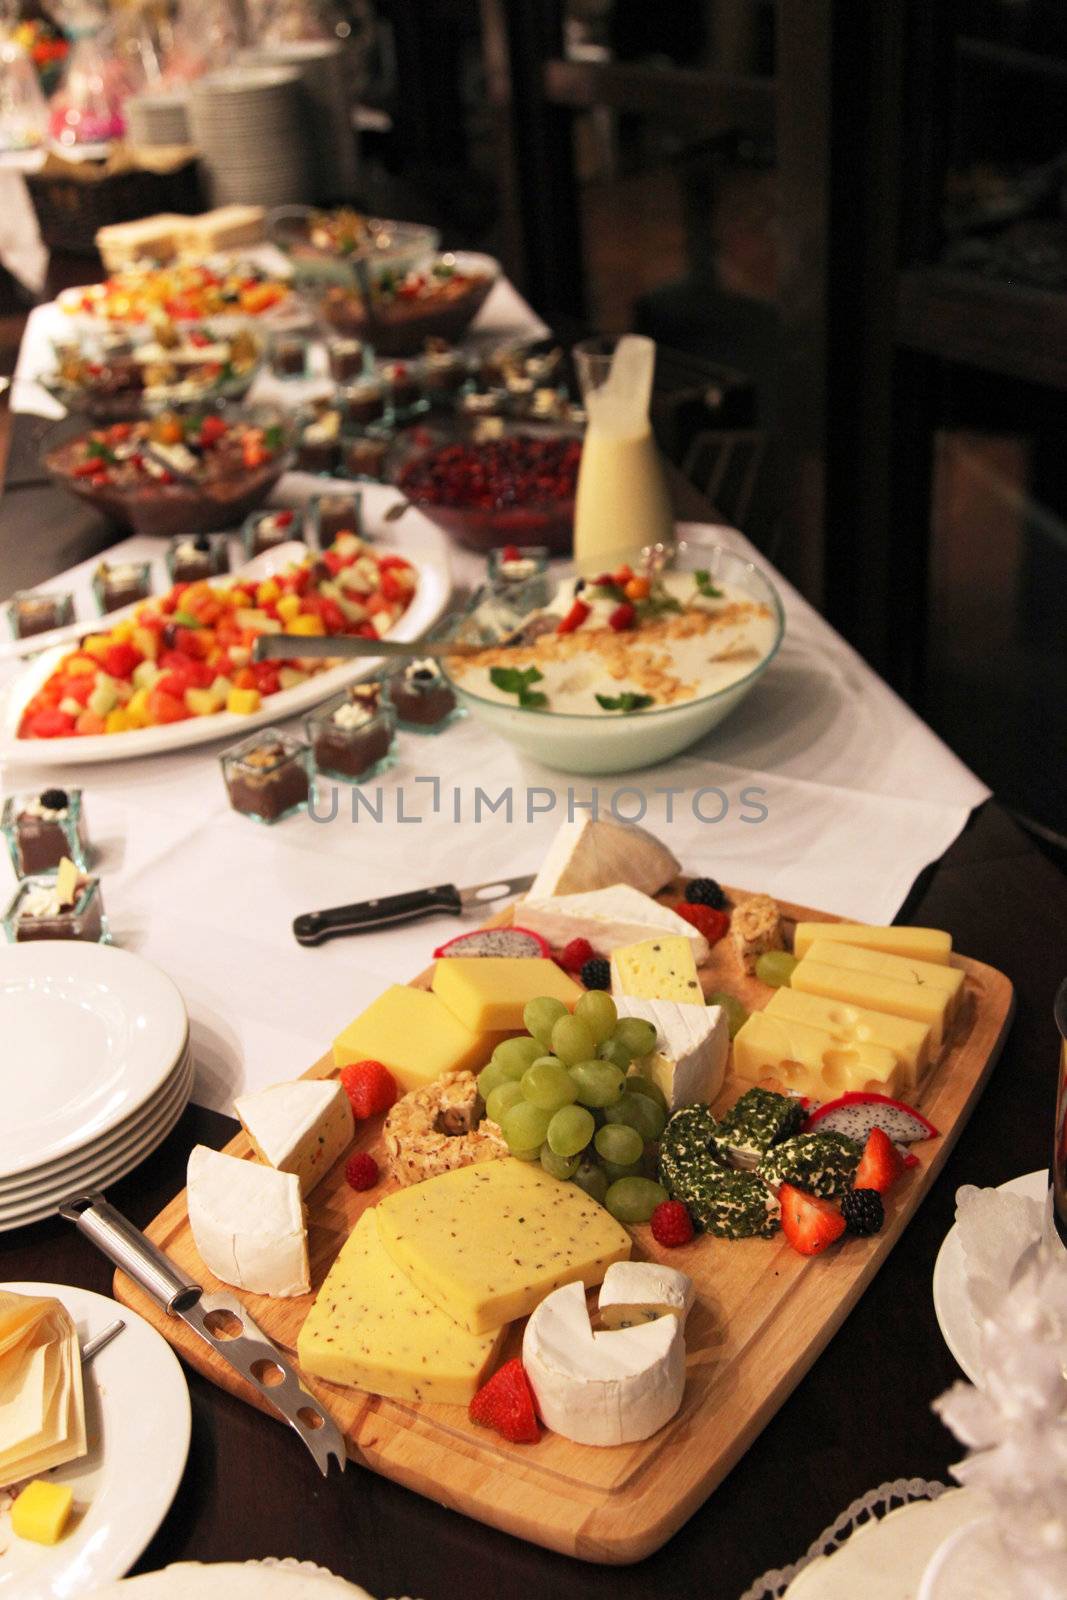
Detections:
[293, 873, 535, 946]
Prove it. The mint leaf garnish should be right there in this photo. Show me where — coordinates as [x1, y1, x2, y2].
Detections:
[694, 569, 724, 599]
[596, 691, 654, 713]
[490, 665, 547, 708]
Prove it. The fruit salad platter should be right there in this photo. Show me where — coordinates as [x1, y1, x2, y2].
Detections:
[0, 530, 452, 766]
[112, 817, 1014, 1563]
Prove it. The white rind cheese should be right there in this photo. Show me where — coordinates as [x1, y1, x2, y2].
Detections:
[234, 1079, 353, 1197]
[523, 1277, 689, 1446]
[616, 995, 728, 1111]
[528, 817, 680, 900]
[187, 1145, 309, 1298]
[598, 1261, 696, 1328]
[520, 885, 709, 962]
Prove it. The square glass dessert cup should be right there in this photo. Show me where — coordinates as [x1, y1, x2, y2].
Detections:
[439, 541, 785, 775]
[166, 533, 230, 584]
[92, 559, 153, 614]
[2, 789, 90, 876]
[385, 650, 465, 735]
[241, 506, 308, 561]
[220, 728, 313, 824]
[3, 874, 110, 944]
[8, 589, 75, 640]
[305, 693, 396, 782]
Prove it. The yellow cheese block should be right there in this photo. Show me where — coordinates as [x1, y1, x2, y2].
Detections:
[732, 1010, 908, 1101]
[297, 1211, 504, 1405]
[791, 960, 956, 1050]
[765, 988, 932, 1088]
[794, 922, 952, 965]
[10, 1479, 74, 1545]
[431, 957, 582, 1033]
[611, 936, 703, 1004]
[804, 939, 964, 1026]
[332, 985, 502, 1091]
[376, 1158, 631, 1334]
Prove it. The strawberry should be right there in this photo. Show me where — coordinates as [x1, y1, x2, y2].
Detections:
[557, 598, 590, 635]
[854, 1126, 905, 1194]
[673, 902, 730, 946]
[344, 1152, 379, 1191]
[608, 602, 636, 631]
[559, 937, 596, 972]
[650, 1199, 694, 1247]
[469, 1359, 540, 1443]
[339, 1059, 398, 1120]
[779, 1183, 846, 1257]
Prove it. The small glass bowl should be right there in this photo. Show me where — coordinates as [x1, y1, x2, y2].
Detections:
[92, 559, 153, 615]
[166, 534, 230, 585]
[306, 694, 396, 782]
[379, 360, 427, 422]
[385, 658, 464, 735]
[296, 409, 342, 474]
[220, 728, 313, 824]
[2, 789, 90, 877]
[326, 337, 367, 384]
[341, 435, 390, 481]
[486, 545, 551, 586]
[269, 330, 311, 380]
[420, 345, 470, 400]
[3, 873, 110, 944]
[311, 491, 363, 546]
[8, 589, 75, 640]
[241, 507, 307, 561]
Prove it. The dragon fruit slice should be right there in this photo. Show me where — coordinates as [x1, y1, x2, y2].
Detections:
[433, 925, 551, 959]
[804, 1092, 939, 1144]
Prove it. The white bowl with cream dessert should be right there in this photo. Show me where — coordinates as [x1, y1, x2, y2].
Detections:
[443, 542, 783, 773]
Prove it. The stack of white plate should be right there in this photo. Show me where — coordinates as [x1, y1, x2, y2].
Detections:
[0, 944, 193, 1230]
[125, 92, 192, 148]
[242, 41, 357, 201]
[189, 67, 313, 210]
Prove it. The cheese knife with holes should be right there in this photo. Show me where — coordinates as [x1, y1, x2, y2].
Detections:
[60, 1193, 346, 1476]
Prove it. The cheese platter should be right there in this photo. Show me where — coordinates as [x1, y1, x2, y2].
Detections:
[109, 823, 1014, 1564]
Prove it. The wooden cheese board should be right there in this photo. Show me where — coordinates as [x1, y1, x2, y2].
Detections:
[113, 889, 1014, 1564]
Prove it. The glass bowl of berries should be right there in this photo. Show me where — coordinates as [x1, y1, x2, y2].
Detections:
[390, 421, 582, 553]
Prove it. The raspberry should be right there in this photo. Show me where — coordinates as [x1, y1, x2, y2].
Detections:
[559, 937, 596, 972]
[580, 957, 611, 990]
[673, 902, 730, 946]
[608, 602, 636, 631]
[841, 1188, 884, 1236]
[650, 1200, 694, 1247]
[685, 877, 725, 910]
[339, 1059, 398, 1120]
[344, 1151, 379, 1191]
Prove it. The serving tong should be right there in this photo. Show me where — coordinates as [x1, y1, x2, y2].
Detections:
[61, 1192, 346, 1476]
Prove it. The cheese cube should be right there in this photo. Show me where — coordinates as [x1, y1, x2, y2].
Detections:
[376, 1158, 631, 1334]
[611, 936, 704, 1004]
[332, 986, 501, 1091]
[732, 1010, 909, 1101]
[797, 939, 964, 1047]
[794, 922, 952, 965]
[10, 1480, 74, 1545]
[804, 939, 963, 1013]
[616, 996, 728, 1111]
[765, 988, 932, 1088]
[297, 1212, 504, 1405]
[431, 957, 582, 1033]
[235, 1079, 353, 1197]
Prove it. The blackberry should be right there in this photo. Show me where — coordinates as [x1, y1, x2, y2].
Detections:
[580, 957, 611, 990]
[685, 877, 725, 910]
[841, 1188, 884, 1237]
[39, 788, 69, 811]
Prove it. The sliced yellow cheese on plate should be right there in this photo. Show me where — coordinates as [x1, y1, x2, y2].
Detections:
[732, 1010, 909, 1102]
[791, 958, 959, 1051]
[332, 985, 503, 1091]
[431, 957, 582, 1033]
[764, 987, 932, 1088]
[793, 922, 952, 965]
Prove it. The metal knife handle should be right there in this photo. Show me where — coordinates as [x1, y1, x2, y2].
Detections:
[293, 883, 463, 946]
[59, 1193, 201, 1313]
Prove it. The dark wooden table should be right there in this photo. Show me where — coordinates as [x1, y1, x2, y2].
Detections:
[3, 411, 1067, 1599]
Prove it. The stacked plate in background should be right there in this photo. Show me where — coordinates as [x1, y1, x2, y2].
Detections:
[125, 91, 193, 148]
[189, 67, 313, 210]
[242, 41, 357, 201]
[0, 943, 193, 1229]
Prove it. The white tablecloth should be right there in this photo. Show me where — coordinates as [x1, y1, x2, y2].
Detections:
[1, 279, 990, 1115]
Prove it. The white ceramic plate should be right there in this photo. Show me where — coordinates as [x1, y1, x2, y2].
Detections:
[90, 1560, 376, 1599]
[0, 1047, 192, 1212]
[931, 1168, 1046, 1385]
[0, 1281, 190, 1597]
[0, 1043, 189, 1203]
[0, 523, 452, 766]
[0, 944, 188, 1180]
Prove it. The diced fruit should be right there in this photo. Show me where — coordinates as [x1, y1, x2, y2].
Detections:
[276, 593, 302, 622]
[469, 1358, 540, 1443]
[226, 686, 261, 715]
[344, 1152, 380, 1191]
[10, 1479, 73, 1544]
[650, 1198, 695, 1247]
[284, 613, 326, 636]
[186, 686, 225, 716]
[779, 1183, 846, 1257]
[340, 1059, 398, 1119]
[853, 1126, 905, 1194]
[87, 677, 119, 718]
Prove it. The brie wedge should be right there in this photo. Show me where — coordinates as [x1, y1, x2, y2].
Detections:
[616, 996, 728, 1111]
[234, 1078, 353, 1197]
[187, 1145, 309, 1298]
[528, 817, 680, 900]
[520, 885, 709, 962]
[598, 1261, 696, 1329]
[522, 1275, 690, 1446]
